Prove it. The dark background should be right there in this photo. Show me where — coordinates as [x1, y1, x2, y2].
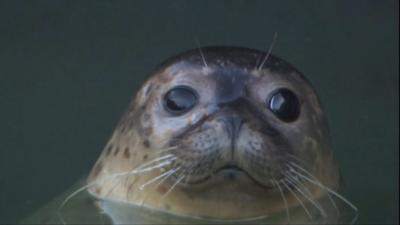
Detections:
[0, 1, 398, 224]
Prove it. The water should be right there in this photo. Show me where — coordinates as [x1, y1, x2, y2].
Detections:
[0, 0, 398, 224]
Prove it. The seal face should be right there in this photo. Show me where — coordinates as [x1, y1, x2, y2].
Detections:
[87, 47, 340, 221]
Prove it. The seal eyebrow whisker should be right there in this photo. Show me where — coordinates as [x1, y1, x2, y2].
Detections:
[272, 178, 290, 222]
[257, 32, 278, 70]
[281, 179, 313, 220]
[288, 164, 358, 213]
[194, 37, 208, 67]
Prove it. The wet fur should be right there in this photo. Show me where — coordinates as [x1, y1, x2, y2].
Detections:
[78, 47, 357, 221]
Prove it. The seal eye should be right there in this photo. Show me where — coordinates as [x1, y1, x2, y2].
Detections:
[163, 86, 198, 115]
[268, 88, 300, 122]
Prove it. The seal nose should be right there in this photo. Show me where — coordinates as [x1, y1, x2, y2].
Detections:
[217, 98, 245, 140]
[218, 114, 242, 161]
[221, 115, 243, 140]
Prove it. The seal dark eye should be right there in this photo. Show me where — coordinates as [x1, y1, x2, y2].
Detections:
[163, 86, 198, 115]
[268, 88, 300, 122]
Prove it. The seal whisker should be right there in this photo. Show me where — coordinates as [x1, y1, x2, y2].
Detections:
[137, 166, 181, 207]
[288, 165, 358, 213]
[286, 153, 306, 165]
[105, 175, 123, 198]
[284, 173, 327, 218]
[281, 179, 313, 220]
[156, 146, 179, 154]
[139, 167, 181, 190]
[155, 167, 181, 188]
[326, 189, 340, 215]
[161, 175, 185, 200]
[135, 154, 175, 170]
[109, 160, 177, 199]
[134, 159, 176, 174]
[284, 166, 315, 198]
[138, 167, 181, 207]
[272, 178, 290, 223]
[172, 162, 194, 185]
[288, 161, 348, 214]
[257, 32, 278, 70]
[287, 161, 340, 215]
[57, 157, 176, 224]
[125, 175, 136, 202]
[194, 37, 208, 67]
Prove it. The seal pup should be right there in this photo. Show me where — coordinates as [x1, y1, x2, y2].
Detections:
[85, 46, 357, 224]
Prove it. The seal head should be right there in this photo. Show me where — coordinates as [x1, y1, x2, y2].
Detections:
[87, 47, 339, 220]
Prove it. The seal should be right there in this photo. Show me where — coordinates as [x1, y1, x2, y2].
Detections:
[85, 46, 356, 223]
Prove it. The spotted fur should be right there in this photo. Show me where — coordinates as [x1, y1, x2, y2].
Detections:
[86, 47, 340, 220]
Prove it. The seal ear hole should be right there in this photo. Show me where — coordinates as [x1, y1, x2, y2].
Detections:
[163, 85, 199, 116]
[267, 88, 300, 122]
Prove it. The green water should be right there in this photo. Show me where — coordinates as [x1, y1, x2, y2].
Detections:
[0, 1, 398, 224]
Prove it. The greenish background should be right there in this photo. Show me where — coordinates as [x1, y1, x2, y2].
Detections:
[0, 0, 398, 224]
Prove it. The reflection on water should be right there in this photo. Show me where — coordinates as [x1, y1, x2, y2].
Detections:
[21, 180, 358, 225]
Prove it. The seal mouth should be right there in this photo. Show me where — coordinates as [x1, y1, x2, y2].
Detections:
[177, 165, 273, 189]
